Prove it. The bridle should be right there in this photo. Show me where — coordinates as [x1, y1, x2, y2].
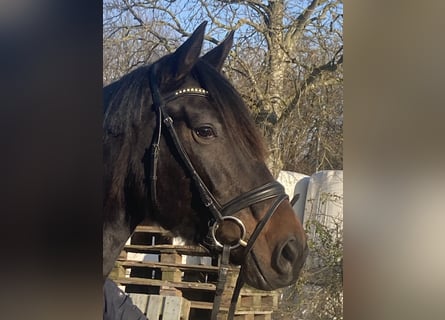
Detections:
[148, 66, 288, 319]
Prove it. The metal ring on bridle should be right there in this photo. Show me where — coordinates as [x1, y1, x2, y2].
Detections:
[211, 216, 248, 250]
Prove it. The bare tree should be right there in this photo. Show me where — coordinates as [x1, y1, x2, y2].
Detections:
[103, 0, 343, 175]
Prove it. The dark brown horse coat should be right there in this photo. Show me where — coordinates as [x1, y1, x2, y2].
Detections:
[103, 22, 307, 296]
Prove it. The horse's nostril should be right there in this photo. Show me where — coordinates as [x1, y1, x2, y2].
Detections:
[282, 240, 296, 262]
[275, 238, 299, 274]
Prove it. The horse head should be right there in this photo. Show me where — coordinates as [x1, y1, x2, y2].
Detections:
[103, 22, 308, 291]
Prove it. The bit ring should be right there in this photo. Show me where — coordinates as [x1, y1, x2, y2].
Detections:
[211, 216, 247, 250]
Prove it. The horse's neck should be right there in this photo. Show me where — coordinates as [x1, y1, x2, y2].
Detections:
[103, 211, 134, 278]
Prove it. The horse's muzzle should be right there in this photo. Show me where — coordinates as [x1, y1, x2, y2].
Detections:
[273, 237, 308, 275]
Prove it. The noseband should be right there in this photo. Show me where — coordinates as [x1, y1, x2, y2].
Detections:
[148, 66, 287, 319]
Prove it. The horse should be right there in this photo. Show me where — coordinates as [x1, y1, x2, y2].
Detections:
[103, 22, 308, 303]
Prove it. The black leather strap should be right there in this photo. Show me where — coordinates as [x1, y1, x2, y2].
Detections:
[228, 272, 244, 320]
[227, 194, 288, 320]
[211, 245, 231, 320]
[162, 114, 224, 221]
[221, 181, 285, 217]
[148, 65, 164, 211]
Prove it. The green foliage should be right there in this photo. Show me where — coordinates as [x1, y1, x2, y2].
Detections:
[274, 218, 343, 320]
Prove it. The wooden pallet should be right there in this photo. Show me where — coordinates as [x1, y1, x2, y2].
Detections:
[124, 243, 212, 256]
[236, 288, 279, 312]
[111, 223, 280, 319]
[115, 276, 216, 291]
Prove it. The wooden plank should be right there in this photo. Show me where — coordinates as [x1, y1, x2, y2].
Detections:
[134, 225, 172, 234]
[117, 250, 127, 260]
[161, 252, 182, 264]
[160, 286, 182, 297]
[233, 310, 273, 315]
[232, 314, 271, 320]
[180, 297, 191, 320]
[252, 295, 261, 308]
[129, 294, 191, 320]
[189, 300, 216, 310]
[217, 311, 229, 320]
[187, 301, 274, 315]
[161, 252, 182, 282]
[146, 295, 163, 319]
[114, 277, 216, 291]
[239, 288, 279, 296]
[118, 260, 219, 273]
[239, 295, 253, 308]
[128, 293, 149, 313]
[162, 296, 190, 320]
[180, 299, 276, 317]
[125, 293, 273, 320]
[124, 244, 211, 256]
[237, 294, 278, 311]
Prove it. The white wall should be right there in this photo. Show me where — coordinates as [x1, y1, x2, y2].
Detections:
[277, 170, 310, 222]
[303, 170, 343, 230]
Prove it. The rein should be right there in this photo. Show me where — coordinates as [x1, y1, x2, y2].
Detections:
[148, 66, 287, 319]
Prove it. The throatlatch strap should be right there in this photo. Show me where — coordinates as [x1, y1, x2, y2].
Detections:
[148, 65, 164, 211]
[211, 245, 231, 320]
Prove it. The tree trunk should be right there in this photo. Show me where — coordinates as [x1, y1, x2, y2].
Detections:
[264, 1, 286, 176]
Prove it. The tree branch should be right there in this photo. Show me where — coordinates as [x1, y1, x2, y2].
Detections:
[278, 52, 343, 125]
[122, 0, 145, 26]
[285, 0, 321, 43]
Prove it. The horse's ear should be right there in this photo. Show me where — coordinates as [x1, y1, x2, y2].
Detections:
[201, 30, 234, 72]
[163, 21, 207, 82]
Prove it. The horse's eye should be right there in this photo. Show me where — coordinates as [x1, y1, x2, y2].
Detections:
[195, 126, 216, 138]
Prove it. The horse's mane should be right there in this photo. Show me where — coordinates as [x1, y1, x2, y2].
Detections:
[103, 66, 152, 138]
[104, 59, 267, 162]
